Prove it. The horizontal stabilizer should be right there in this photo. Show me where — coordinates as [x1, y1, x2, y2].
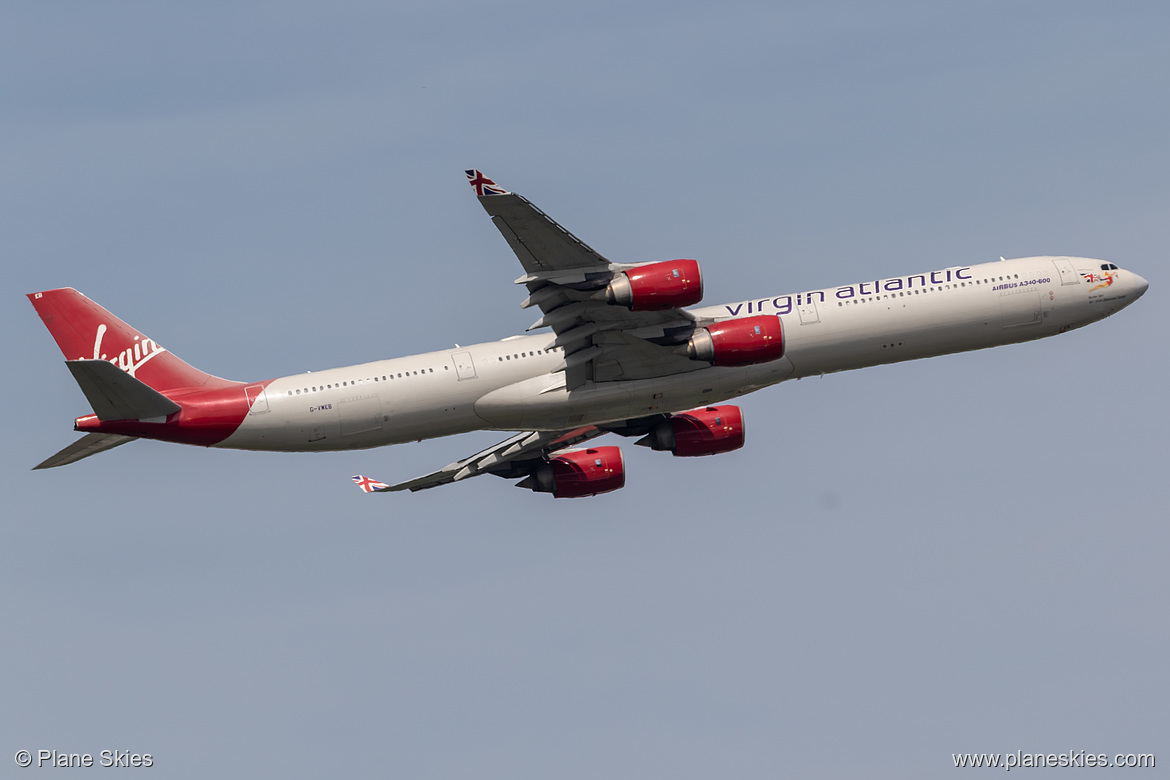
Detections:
[34, 432, 137, 470]
[65, 359, 182, 421]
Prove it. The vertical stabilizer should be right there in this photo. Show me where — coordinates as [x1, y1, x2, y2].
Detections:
[27, 288, 236, 393]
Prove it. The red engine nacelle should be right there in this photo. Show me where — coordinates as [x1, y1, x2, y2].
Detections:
[640, 405, 745, 457]
[687, 314, 784, 367]
[519, 446, 626, 498]
[606, 259, 703, 311]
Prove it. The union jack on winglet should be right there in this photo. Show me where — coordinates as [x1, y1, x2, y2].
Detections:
[352, 475, 389, 493]
[465, 169, 509, 197]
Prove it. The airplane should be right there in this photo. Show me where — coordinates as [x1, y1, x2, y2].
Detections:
[27, 170, 1149, 497]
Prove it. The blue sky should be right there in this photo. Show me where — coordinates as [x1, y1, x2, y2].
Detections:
[3, 2, 1167, 777]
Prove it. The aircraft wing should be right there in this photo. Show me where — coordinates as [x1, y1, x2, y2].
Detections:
[466, 170, 710, 389]
[466, 170, 610, 275]
[352, 425, 610, 493]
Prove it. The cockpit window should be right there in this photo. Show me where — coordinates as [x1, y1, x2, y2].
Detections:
[1101, 263, 1119, 270]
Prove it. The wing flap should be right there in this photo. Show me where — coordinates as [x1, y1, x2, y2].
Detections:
[590, 331, 709, 382]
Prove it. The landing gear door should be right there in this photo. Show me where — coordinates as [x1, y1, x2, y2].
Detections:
[452, 351, 477, 380]
[1052, 257, 1080, 286]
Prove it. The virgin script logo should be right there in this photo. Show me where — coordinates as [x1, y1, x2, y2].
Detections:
[88, 323, 168, 378]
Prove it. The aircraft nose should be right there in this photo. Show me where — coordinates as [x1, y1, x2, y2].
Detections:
[1131, 272, 1150, 299]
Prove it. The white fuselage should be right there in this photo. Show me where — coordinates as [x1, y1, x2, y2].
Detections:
[218, 256, 1146, 453]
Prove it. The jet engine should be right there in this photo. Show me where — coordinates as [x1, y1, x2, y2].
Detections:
[638, 405, 745, 457]
[517, 446, 626, 498]
[686, 314, 784, 366]
[606, 259, 703, 311]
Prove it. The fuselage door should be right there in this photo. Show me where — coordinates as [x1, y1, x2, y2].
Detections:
[1052, 257, 1080, 286]
[798, 299, 820, 324]
[453, 351, 477, 380]
[245, 384, 270, 414]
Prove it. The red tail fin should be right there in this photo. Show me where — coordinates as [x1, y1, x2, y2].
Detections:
[28, 288, 236, 393]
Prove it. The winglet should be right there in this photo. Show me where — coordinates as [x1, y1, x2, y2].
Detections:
[351, 475, 390, 493]
[464, 169, 510, 197]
